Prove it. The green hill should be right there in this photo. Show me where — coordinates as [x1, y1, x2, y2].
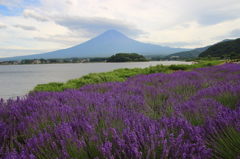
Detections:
[106, 53, 148, 62]
[165, 39, 234, 59]
[199, 38, 240, 57]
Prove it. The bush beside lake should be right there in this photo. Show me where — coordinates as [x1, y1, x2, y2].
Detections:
[1, 62, 240, 158]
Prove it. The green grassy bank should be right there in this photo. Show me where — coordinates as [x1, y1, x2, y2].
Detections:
[33, 60, 222, 92]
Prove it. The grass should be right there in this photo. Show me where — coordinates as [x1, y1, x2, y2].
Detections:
[32, 60, 222, 92]
[207, 126, 240, 159]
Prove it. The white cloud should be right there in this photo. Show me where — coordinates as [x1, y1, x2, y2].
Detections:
[229, 29, 240, 37]
[153, 41, 203, 48]
[0, 48, 52, 58]
[0, 0, 23, 6]
[23, 9, 51, 22]
[53, 15, 147, 38]
[12, 24, 38, 31]
[195, 7, 240, 26]
[34, 32, 85, 46]
[65, 0, 72, 5]
[0, 15, 72, 54]
[0, 22, 7, 29]
[0, 0, 5, 4]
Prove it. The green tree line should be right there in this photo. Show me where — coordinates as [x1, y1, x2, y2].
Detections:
[107, 53, 148, 62]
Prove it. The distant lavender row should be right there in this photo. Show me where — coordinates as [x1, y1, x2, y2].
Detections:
[1, 64, 240, 158]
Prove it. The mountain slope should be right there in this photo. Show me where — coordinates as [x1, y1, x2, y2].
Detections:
[0, 30, 190, 61]
[165, 46, 211, 59]
[199, 38, 240, 57]
[165, 39, 233, 59]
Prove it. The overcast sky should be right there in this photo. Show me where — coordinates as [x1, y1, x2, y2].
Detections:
[0, 0, 240, 58]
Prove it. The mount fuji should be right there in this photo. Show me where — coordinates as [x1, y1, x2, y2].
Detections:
[1, 30, 190, 60]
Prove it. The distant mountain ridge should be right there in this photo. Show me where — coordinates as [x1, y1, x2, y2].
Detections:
[0, 30, 189, 61]
[165, 39, 233, 59]
[165, 46, 211, 59]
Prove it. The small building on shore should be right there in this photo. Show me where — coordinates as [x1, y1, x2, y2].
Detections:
[32, 60, 41, 64]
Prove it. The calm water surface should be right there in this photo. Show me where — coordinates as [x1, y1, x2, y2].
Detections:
[0, 61, 192, 99]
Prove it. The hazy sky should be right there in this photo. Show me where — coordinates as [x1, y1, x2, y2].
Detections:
[0, 0, 240, 58]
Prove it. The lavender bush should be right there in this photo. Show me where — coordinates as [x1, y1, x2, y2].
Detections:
[0, 64, 240, 158]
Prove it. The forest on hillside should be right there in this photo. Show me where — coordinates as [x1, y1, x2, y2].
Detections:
[107, 53, 148, 62]
[199, 38, 240, 58]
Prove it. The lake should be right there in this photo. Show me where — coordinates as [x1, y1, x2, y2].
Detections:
[0, 61, 192, 99]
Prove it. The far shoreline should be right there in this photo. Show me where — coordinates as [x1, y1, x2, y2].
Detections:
[0, 60, 192, 66]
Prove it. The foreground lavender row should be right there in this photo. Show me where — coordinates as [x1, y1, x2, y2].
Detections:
[1, 64, 240, 158]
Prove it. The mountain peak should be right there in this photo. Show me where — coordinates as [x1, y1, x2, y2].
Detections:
[92, 29, 129, 42]
[106, 29, 118, 32]
[105, 29, 120, 33]
[102, 29, 126, 36]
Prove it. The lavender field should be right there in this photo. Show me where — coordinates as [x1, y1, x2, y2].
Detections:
[1, 64, 240, 158]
